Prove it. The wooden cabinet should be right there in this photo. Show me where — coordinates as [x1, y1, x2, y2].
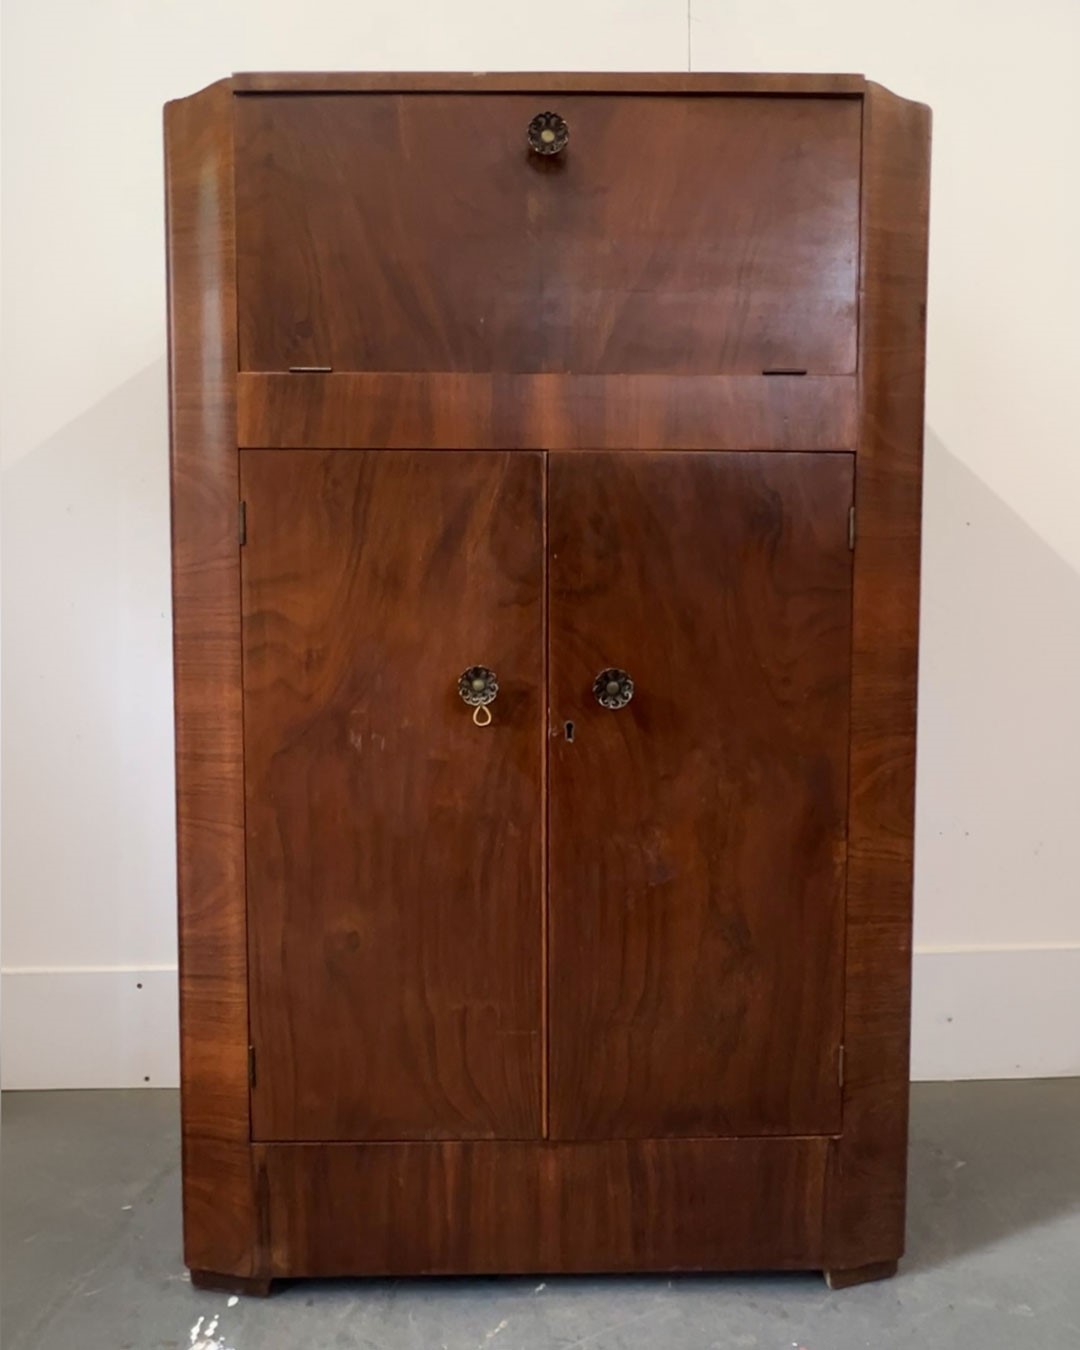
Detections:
[165, 72, 930, 1295]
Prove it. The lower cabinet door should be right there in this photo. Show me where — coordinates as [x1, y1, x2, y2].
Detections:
[548, 451, 855, 1139]
[241, 449, 544, 1142]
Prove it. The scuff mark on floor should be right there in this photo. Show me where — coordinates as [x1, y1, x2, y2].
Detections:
[482, 1318, 509, 1344]
[189, 1312, 235, 1350]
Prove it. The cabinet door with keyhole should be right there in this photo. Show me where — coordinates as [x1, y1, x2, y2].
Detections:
[548, 451, 855, 1140]
[241, 449, 544, 1142]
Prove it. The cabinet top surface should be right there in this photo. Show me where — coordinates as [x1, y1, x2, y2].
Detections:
[221, 71, 868, 96]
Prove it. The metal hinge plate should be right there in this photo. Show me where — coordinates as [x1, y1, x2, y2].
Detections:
[848, 505, 856, 551]
[238, 500, 247, 547]
[248, 1044, 257, 1089]
[838, 1043, 846, 1089]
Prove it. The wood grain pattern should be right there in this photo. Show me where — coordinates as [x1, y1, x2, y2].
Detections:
[232, 72, 866, 95]
[258, 1136, 829, 1275]
[237, 373, 857, 453]
[241, 450, 544, 1141]
[167, 73, 931, 1285]
[235, 95, 860, 375]
[822, 83, 931, 1271]
[165, 78, 258, 1277]
[548, 452, 854, 1140]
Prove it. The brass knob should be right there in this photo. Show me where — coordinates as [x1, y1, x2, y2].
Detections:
[459, 667, 498, 725]
[527, 111, 569, 157]
[593, 668, 634, 710]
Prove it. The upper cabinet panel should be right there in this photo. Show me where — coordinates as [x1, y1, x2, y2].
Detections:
[234, 94, 861, 375]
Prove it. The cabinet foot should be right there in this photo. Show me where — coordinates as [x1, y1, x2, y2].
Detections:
[824, 1259, 898, 1290]
[190, 1269, 274, 1298]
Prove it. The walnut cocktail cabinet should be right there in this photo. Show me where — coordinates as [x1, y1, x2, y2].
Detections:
[165, 72, 930, 1295]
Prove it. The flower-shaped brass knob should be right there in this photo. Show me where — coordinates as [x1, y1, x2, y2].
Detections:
[527, 111, 569, 157]
[593, 668, 634, 710]
[458, 667, 498, 707]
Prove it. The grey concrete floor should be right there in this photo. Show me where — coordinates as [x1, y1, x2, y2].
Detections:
[2, 1081, 1078, 1349]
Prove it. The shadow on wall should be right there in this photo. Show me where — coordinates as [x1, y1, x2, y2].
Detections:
[916, 427, 1080, 947]
[1, 357, 177, 970]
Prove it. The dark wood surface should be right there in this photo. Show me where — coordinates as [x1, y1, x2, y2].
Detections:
[237, 373, 857, 453]
[258, 1136, 828, 1275]
[235, 95, 859, 376]
[167, 72, 930, 1285]
[241, 450, 545, 1141]
[165, 79, 257, 1280]
[824, 1259, 900, 1290]
[190, 1269, 273, 1298]
[548, 452, 854, 1139]
[232, 72, 866, 95]
[823, 82, 931, 1271]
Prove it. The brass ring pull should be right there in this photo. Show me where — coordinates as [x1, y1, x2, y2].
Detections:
[459, 667, 498, 726]
[594, 668, 634, 710]
[527, 111, 569, 157]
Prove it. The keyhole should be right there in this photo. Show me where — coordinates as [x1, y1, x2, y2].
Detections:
[564, 721, 575, 742]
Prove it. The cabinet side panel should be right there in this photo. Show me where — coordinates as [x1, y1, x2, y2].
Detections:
[825, 85, 931, 1269]
[165, 80, 257, 1277]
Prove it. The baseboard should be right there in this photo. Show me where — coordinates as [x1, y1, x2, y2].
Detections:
[0, 966, 179, 1089]
[910, 945, 1080, 1080]
[2, 950, 1077, 1088]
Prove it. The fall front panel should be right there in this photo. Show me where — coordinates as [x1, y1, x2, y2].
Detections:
[548, 451, 854, 1140]
[240, 449, 544, 1142]
[234, 93, 860, 376]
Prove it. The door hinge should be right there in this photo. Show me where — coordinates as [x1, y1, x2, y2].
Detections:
[847, 505, 856, 551]
[238, 500, 247, 547]
[838, 1043, 846, 1089]
[248, 1044, 257, 1089]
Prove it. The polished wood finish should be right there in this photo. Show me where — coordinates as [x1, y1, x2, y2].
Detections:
[237, 373, 857, 453]
[257, 1137, 829, 1275]
[165, 79, 257, 1281]
[232, 72, 867, 95]
[241, 451, 544, 1141]
[548, 452, 853, 1140]
[822, 83, 931, 1274]
[167, 73, 930, 1289]
[235, 95, 859, 376]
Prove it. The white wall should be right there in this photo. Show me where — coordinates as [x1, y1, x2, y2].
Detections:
[3, 0, 1078, 1087]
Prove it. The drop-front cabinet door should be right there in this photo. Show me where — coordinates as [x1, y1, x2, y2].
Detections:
[234, 93, 860, 375]
[548, 452, 855, 1140]
[241, 449, 544, 1142]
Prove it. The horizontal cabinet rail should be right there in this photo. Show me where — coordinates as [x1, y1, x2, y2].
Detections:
[237, 373, 858, 452]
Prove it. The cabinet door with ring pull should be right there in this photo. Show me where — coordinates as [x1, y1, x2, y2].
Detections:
[240, 449, 545, 1143]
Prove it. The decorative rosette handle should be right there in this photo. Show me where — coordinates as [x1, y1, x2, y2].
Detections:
[593, 668, 634, 710]
[527, 111, 569, 157]
[458, 667, 499, 726]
